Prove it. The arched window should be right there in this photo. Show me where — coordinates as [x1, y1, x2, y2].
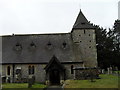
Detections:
[7, 66, 11, 75]
[32, 66, 34, 74]
[28, 66, 31, 75]
[71, 65, 74, 74]
[28, 66, 35, 75]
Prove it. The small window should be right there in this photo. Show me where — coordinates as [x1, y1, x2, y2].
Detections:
[89, 34, 90, 36]
[47, 42, 51, 46]
[89, 46, 91, 48]
[63, 42, 67, 49]
[30, 42, 36, 48]
[89, 40, 91, 42]
[28, 66, 35, 75]
[84, 30, 85, 34]
[71, 65, 74, 74]
[81, 22, 85, 25]
[7, 66, 11, 75]
[80, 41, 82, 42]
[79, 35, 81, 36]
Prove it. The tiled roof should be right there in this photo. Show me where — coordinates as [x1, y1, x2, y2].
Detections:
[1, 33, 82, 64]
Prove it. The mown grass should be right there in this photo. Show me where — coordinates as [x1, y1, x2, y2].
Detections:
[2, 83, 46, 88]
[64, 74, 119, 88]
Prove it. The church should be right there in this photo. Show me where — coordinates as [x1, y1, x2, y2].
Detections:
[1, 10, 97, 85]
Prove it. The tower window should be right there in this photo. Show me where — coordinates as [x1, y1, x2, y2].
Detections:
[30, 42, 36, 48]
[63, 42, 67, 49]
[89, 34, 90, 36]
[89, 40, 91, 42]
[84, 30, 86, 34]
[89, 46, 91, 48]
[81, 22, 85, 25]
[47, 42, 51, 46]
[7, 66, 11, 75]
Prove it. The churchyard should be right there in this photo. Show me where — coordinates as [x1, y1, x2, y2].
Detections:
[64, 74, 119, 88]
[2, 73, 119, 89]
[1, 66, 120, 89]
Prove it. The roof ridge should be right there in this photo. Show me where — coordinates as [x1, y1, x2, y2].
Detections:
[1, 33, 71, 37]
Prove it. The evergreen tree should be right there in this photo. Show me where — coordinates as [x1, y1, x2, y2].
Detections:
[94, 24, 120, 69]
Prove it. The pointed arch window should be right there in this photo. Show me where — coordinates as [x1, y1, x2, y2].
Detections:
[7, 66, 11, 75]
[31, 66, 34, 74]
[71, 65, 74, 74]
[28, 66, 35, 75]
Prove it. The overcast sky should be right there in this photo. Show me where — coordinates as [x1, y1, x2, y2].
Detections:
[0, 0, 119, 35]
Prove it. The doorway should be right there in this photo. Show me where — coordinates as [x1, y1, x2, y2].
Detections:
[49, 69, 60, 85]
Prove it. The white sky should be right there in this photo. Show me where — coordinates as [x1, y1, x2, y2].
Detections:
[0, 0, 119, 35]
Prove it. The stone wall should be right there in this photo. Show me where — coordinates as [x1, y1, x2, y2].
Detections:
[2, 64, 46, 83]
[2, 64, 82, 83]
[74, 68, 99, 80]
[2, 63, 84, 83]
[63, 63, 83, 79]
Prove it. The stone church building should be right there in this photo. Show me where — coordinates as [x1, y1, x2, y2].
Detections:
[1, 10, 97, 85]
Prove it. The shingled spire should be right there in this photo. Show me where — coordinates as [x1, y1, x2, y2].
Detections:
[72, 10, 94, 29]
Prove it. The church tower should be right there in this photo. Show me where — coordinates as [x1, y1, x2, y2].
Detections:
[71, 10, 97, 67]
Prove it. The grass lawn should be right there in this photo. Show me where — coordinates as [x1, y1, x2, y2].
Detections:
[64, 74, 119, 88]
[2, 83, 46, 89]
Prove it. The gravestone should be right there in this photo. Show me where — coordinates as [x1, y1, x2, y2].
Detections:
[115, 67, 118, 71]
[89, 69, 95, 82]
[28, 75, 35, 88]
[107, 68, 110, 74]
[114, 66, 118, 74]
[109, 67, 112, 74]
[102, 69, 105, 74]
[28, 75, 33, 88]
